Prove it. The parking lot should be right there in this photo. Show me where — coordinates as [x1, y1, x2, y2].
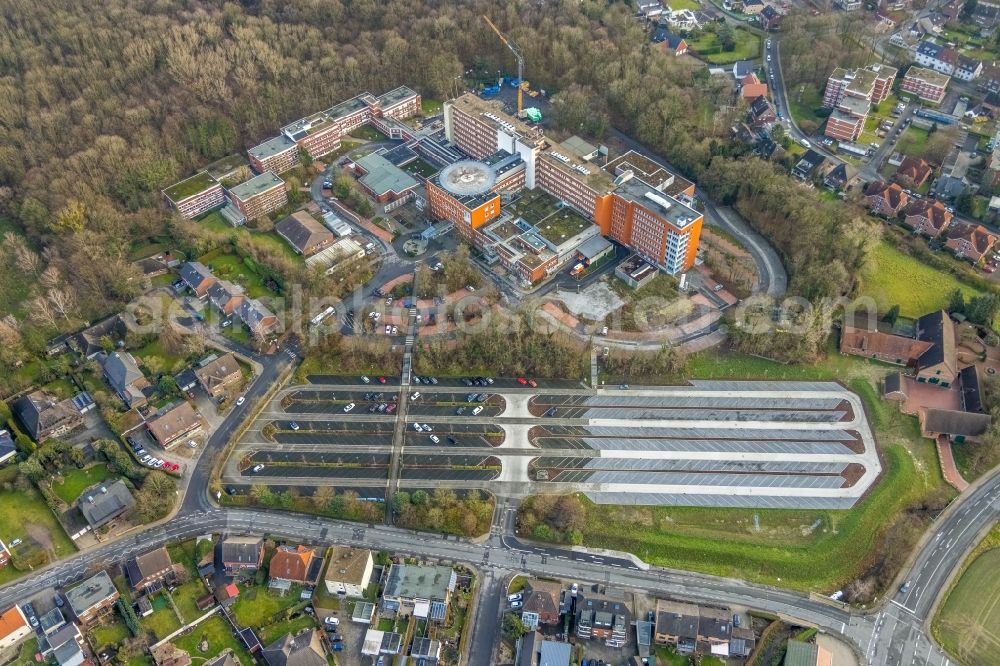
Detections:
[225, 379, 881, 509]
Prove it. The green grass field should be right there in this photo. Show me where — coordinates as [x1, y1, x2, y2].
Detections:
[553, 346, 951, 593]
[51, 464, 112, 504]
[171, 614, 254, 664]
[230, 585, 304, 629]
[8, 637, 39, 666]
[935, 544, 1000, 665]
[171, 579, 211, 622]
[860, 241, 979, 317]
[257, 614, 316, 645]
[896, 126, 930, 158]
[687, 27, 761, 64]
[669, 0, 702, 8]
[141, 594, 182, 640]
[0, 488, 75, 585]
[198, 251, 273, 300]
[91, 618, 130, 649]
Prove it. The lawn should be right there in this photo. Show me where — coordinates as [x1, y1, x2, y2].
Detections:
[421, 99, 443, 115]
[859, 241, 979, 317]
[141, 594, 182, 640]
[91, 618, 131, 648]
[133, 337, 188, 375]
[257, 614, 316, 645]
[547, 345, 953, 594]
[687, 26, 762, 64]
[171, 614, 254, 664]
[230, 585, 304, 629]
[669, 0, 701, 8]
[0, 487, 75, 585]
[51, 464, 112, 504]
[896, 126, 930, 158]
[171, 579, 211, 622]
[935, 527, 1000, 666]
[8, 637, 39, 666]
[198, 251, 274, 300]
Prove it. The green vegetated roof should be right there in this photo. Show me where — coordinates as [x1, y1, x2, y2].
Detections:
[164, 172, 218, 201]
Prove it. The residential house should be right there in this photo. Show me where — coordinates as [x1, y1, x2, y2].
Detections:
[102, 351, 150, 408]
[841, 311, 957, 385]
[784, 639, 834, 666]
[126, 547, 175, 592]
[174, 368, 198, 393]
[323, 547, 373, 598]
[42, 623, 85, 666]
[742, 0, 765, 14]
[220, 536, 264, 573]
[382, 564, 456, 621]
[13, 391, 84, 443]
[208, 280, 247, 316]
[902, 199, 953, 236]
[637, 0, 665, 16]
[652, 27, 688, 55]
[151, 643, 191, 666]
[895, 156, 934, 187]
[654, 600, 701, 652]
[740, 73, 769, 100]
[275, 212, 335, 257]
[410, 637, 442, 663]
[697, 606, 732, 654]
[261, 630, 327, 666]
[732, 61, 755, 79]
[961, 365, 984, 413]
[0, 430, 17, 466]
[946, 222, 998, 262]
[0, 606, 30, 651]
[146, 402, 204, 448]
[179, 262, 217, 298]
[915, 40, 959, 75]
[65, 571, 119, 624]
[77, 479, 135, 530]
[269, 545, 323, 586]
[792, 149, 826, 180]
[215, 583, 240, 608]
[236, 299, 279, 338]
[760, 4, 784, 29]
[823, 163, 857, 191]
[194, 353, 242, 398]
[747, 95, 777, 128]
[575, 593, 631, 645]
[665, 8, 702, 30]
[204, 651, 241, 666]
[69, 314, 131, 359]
[522, 580, 564, 626]
[957, 55, 984, 81]
[835, 0, 862, 10]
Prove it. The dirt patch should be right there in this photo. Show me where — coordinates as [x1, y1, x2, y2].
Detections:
[548, 281, 625, 321]
[24, 523, 57, 560]
[841, 462, 866, 488]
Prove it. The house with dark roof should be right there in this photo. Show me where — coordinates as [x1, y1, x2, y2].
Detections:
[0, 430, 17, 466]
[13, 391, 84, 443]
[77, 479, 135, 530]
[732, 61, 755, 79]
[194, 353, 242, 398]
[179, 262, 217, 298]
[575, 593, 631, 644]
[220, 536, 264, 573]
[823, 163, 857, 191]
[864, 181, 910, 217]
[902, 199, 953, 236]
[275, 212, 334, 257]
[208, 280, 247, 316]
[748, 95, 777, 128]
[840, 311, 957, 386]
[126, 546, 175, 592]
[652, 27, 688, 55]
[960, 365, 984, 413]
[895, 156, 934, 187]
[269, 545, 323, 586]
[69, 314, 131, 359]
[236, 299, 279, 337]
[946, 222, 998, 263]
[760, 4, 783, 30]
[921, 408, 992, 442]
[792, 149, 826, 180]
[101, 351, 150, 408]
[522, 580, 564, 626]
[262, 629, 327, 666]
[696, 606, 732, 654]
[382, 564, 457, 620]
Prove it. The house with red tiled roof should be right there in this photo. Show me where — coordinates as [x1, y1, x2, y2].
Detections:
[864, 181, 910, 217]
[740, 73, 769, 100]
[895, 156, 934, 187]
[902, 199, 953, 236]
[269, 545, 324, 587]
[946, 222, 998, 263]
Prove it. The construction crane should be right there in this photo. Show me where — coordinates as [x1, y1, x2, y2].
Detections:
[482, 15, 524, 114]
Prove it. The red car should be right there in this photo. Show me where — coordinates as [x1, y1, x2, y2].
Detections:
[517, 377, 528, 385]
[528, 379, 538, 388]
[378, 376, 387, 384]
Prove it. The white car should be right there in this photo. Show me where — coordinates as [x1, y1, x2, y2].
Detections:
[410, 392, 420, 401]
[392, 325, 398, 335]
[601, 326, 608, 336]
[187, 440, 197, 449]
[372, 312, 381, 322]
[141, 454, 152, 463]
[290, 422, 300, 431]
[466, 285, 476, 292]
[386, 297, 394, 305]
[472, 406, 484, 415]
[507, 593, 522, 603]
[9, 538, 21, 548]
[325, 616, 339, 628]
[429, 435, 440, 444]
[361, 375, 371, 384]
[413, 423, 424, 432]
[422, 424, 432, 432]
[385, 325, 391, 334]
[252, 464, 265, 473]
[344, 403, 355, 413]
[152, 459, 165, 468]
[235, 396, 245, 406]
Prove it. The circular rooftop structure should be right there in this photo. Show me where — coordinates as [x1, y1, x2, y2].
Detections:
[439, 160, 495, 197]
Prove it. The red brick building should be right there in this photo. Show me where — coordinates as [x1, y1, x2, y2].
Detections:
[865, 181, 910, 217]
[902, 199, 953, 236]
[900, 67, 950, 104]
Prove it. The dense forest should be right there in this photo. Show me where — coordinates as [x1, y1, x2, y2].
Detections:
[0, 0, 873, 355]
